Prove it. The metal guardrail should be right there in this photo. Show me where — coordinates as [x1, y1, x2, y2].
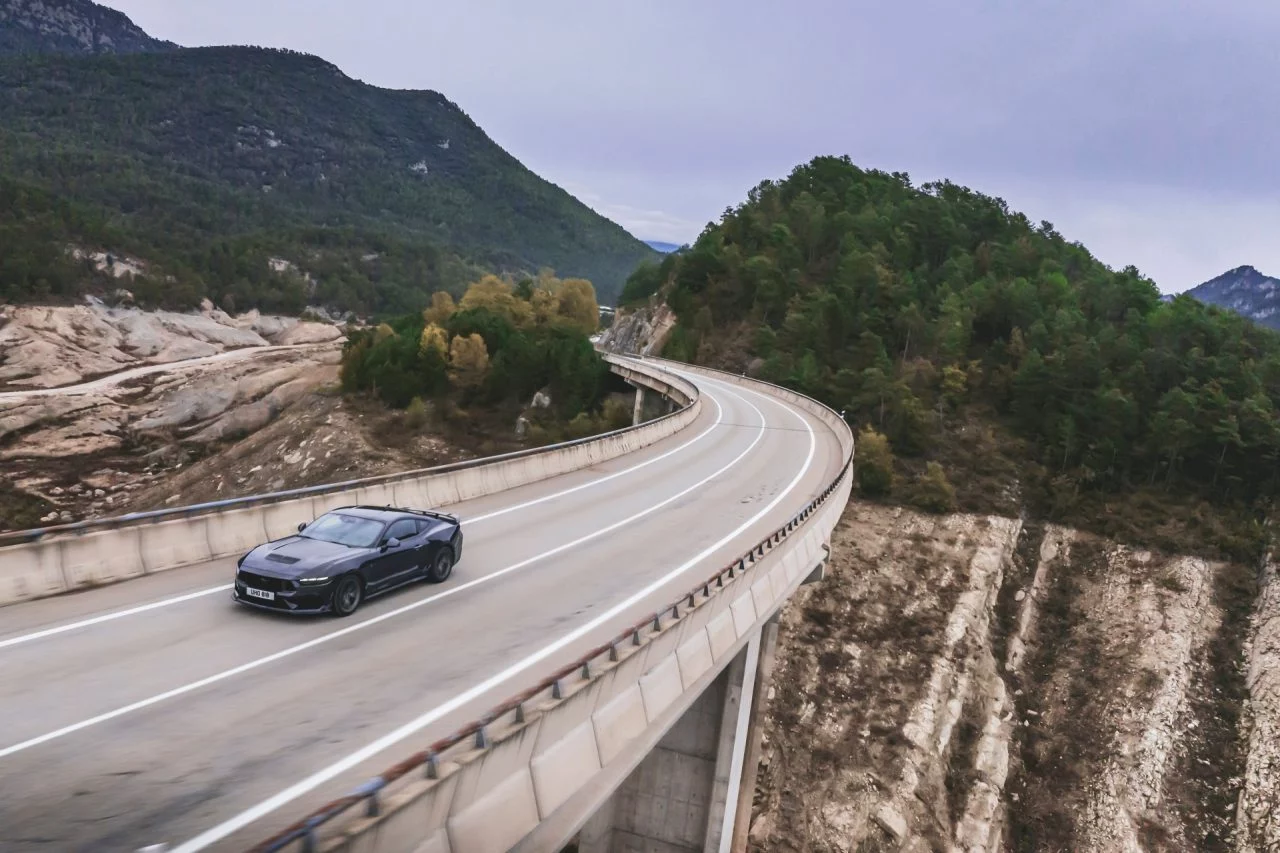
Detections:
[0, 355, 693, 548]
[250, 364, 854, 853]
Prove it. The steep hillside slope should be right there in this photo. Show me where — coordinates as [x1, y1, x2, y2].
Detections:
[748, 502, 1270, 853]
[1185, 265, 1280, 330]
[0, 43, 655, 308]
[0, 0, 173, 56]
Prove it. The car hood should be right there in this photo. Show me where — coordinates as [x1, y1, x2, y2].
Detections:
[241, 535, 363, 577]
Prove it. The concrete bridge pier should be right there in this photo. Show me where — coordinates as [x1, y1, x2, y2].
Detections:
[576, 616, 781, 853]
[633, 387, 646, 426]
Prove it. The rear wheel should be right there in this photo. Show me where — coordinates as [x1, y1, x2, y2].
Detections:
[427, 548, 454, 583]
[331, 575, 363, 617]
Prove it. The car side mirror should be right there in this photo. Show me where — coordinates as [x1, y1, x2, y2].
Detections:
[382, 537, 401, 551]
[297, 522, 308, 532]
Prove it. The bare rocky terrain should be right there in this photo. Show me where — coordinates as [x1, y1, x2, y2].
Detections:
[748, 502, 1276, 853]
[0, 302, 569, 531]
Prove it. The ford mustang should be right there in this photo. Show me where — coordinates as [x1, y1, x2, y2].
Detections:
[233, 505, 463, 616]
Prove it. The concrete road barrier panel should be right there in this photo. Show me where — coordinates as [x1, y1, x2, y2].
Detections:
[60, 527, 145, 590]
[0, 538, 65, 604]
[205, 506, 270, 558]
[139, 516, 213, 572]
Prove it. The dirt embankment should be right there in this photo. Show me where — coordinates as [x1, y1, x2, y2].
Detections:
[748, 502, 1269, 853]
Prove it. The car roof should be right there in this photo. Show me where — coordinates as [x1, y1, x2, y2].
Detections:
[323, 505, 456, 524]
[324, 506, 402, 522]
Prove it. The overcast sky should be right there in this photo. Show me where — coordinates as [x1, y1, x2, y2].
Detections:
[110, 0, 1278, 294]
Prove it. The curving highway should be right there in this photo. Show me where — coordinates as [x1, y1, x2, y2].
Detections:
[0, 365, 846, 852]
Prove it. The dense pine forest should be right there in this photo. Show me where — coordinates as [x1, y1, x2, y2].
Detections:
[627, 156, 1280, 558]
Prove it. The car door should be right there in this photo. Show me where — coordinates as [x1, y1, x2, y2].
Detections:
[369, 518, 420, 589]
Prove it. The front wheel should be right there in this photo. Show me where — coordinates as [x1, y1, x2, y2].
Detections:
[427, 548, 454, 583]
[331, 574, 363, 617]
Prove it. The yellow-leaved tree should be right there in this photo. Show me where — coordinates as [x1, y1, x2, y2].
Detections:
[419, 323, 448, 360]
[557, 278, 599, 335]
[449, 333, 490, 389]
[423, 291, 456, 327]
[459, 275, 531, 327]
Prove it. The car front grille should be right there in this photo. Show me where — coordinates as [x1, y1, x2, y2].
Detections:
[237, 570, 293, 593]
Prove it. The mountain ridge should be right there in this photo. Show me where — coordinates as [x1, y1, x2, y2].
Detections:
[0, 0, 174, 55]
[1184, 264, 1280, 330]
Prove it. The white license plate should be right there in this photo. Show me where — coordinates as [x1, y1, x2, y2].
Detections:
[246, 587, 275, 601]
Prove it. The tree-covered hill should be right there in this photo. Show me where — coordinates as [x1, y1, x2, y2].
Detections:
[0, 43, 656, 310]
[630, 155, 1280, 559]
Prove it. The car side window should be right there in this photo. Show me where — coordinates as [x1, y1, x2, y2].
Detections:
[386, 519, 417, 542]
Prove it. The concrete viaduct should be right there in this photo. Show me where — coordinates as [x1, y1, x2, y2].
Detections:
[0, 354, 854, 853]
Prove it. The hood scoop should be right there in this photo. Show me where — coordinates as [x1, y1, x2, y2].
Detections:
[266, 554, 300, 564]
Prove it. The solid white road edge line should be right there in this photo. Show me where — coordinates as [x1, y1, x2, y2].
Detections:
[0, 385, 762, 761]
[167, 377, 815, 853]
[0, 382, 727, 652]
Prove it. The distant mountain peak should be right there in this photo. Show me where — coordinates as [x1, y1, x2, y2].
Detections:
[0, 0, 175, 56]
[1185, 265, 1280, 329]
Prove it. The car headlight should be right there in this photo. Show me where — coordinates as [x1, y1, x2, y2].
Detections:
[298, 576, 330, 584]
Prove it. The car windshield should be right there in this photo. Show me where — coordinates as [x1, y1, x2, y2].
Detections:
[299, 513, 384, 548]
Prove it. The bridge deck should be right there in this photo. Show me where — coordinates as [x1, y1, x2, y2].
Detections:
[0, 369, 844, 852]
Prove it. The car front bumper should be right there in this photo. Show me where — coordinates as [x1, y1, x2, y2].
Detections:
[233, 570, 334, 614]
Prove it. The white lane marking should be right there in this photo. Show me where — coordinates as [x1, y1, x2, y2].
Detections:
[169, 379, 816, 853]
[0, 585, 234, 652]
[0, 386, 763, 760]
[0, 385, 726, 652]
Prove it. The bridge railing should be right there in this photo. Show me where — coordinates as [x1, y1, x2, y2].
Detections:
[250, 361, 855, 853]
[0, 354, 699, 608]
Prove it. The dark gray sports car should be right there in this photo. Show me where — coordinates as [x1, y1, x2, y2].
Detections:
[233, 505, 463, 616]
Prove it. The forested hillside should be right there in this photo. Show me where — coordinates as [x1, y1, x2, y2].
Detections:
[630, 155, 1280, 558]
[0, 45, 655, 311]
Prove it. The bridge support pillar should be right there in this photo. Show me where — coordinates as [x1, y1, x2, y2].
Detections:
[729, 616, 780, 852]
[632, 386, 646, 426]
[576, 618, 780, 853]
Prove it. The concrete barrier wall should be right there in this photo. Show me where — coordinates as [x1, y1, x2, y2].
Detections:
[280, 372, 855, 853]
[0, 355, 698, 609]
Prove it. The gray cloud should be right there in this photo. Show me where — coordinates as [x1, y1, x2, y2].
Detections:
[109, 0, 1280, 291]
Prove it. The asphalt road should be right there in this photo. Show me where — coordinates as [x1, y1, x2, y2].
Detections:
[0, 368, 845, 852]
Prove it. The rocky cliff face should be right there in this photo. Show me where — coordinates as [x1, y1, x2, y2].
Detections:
[0, 0, 174, 55]
[749, 502, 1272, 853]
[595, 303, 677, 356]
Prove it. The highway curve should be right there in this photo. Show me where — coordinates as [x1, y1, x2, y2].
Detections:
[0, 366, 846, 852]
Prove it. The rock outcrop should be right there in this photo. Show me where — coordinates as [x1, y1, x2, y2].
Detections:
[0, 301, 342, 391]
[595, 303, 677, 356]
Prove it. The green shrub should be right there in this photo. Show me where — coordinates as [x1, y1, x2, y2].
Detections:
[910, 462, 957, 514]
[404, 396, 429, 429]
[856, 427, 895, 497]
